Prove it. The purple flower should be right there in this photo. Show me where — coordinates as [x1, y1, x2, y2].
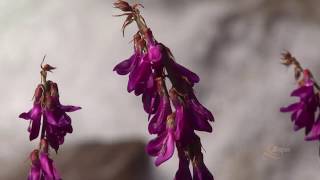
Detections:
[22, 62, 80, 180]
[305, 115, 320, 141]
[113, 53, 140, 76]
[114, 2, 215, 179]
[174, 148, 192, 180]
[20, 103, 42, 141]
[20, 77, 81, 152]
[280, 71, 319, 134]
[146, 114, 176, 166]
[186, 92, 214, 133]
[192, 154, 214, 180]
[28, 149, 61, 180]
[148, 80, 172, 134]
[127, 55, 153, 93]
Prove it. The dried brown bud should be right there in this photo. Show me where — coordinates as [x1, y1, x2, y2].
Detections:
[281, 51, 294, 66]
[113, 0, 132, 12]
[121, 14, 134, 36]
[30, 149, 39, 163]
[294, 67, 301, 80]
[43, 64, 56, 72]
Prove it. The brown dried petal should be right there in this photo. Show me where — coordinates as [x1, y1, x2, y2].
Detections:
[113, 0, 132, 12]
[43, 64, 56, 72]
[294, 68, 301, 80]
[122, 14, 134, 36]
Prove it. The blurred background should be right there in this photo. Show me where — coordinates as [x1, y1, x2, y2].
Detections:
[1, 0, 320, 179]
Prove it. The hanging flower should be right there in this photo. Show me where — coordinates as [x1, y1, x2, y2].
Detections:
[28, 140, 61, 180]
[21, 57, 81, 180]
[280, 52, 320, 145]
[113, 1, 214, 179]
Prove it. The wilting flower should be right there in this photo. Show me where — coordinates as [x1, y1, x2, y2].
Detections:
[113, 1, 214, 179]
[175, 148, 192, 180]
[280, 70, 318, 134]
[147, 113, 176, 166]
[21, 60, 81, 180]
[280, 52, 320, 146]
[28, 140, 61, 180]
[192, 153, 214, 180]
[20, 80, 81, 151]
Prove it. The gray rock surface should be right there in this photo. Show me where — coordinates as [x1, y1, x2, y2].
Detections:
[7, 141, 150, 180]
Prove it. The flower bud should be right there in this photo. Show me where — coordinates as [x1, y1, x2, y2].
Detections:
[113, 0, 132, 12]
[34, 84, 44, 103]
[40, 139, 49, 153]
[30, 149, 39, 164]
[42, 64, 56, 72]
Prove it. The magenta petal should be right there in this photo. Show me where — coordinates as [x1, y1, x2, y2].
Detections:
[175, 148, 192, 180]
[29, 117, 41, 141]
[127, 58, 152, 92]
[146, 133, 166, 156]
[280, 102, 302, 112]
[172, 62, 200, 84]
[28, 164, 41, 180]
[113, 54, 138, 75]
[19, 104, 42, 141]
[291, 86, 312, 97]
[40, 153, 61, 180]
[155, 131, 175, 166]
[305, 117, 320, 141]
[142, 91, 159, 115]
[148, 44, 162, 63]
[60, 105, 81, 112]
[148, 96, 172, 134]
[45, 110, 71, 127]
[193, 163, 214, 180]
[189, 93, 214, 122]
[175, 106, 184, 140]
[19, 104, 42, 121]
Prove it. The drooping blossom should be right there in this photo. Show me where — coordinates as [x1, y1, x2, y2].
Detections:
[280, 52, 320, 144]
[21, 59, 81, 180]
[28, 140, 61, 180]
[20, 64, 81, 151]
[113, 1, 214, 179]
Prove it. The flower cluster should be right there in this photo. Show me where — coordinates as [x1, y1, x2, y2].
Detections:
[20, 59, 81, 180]
[28, 140, 60, 180]
[280, 52, 320, 141]
[113, 1, 214, 179]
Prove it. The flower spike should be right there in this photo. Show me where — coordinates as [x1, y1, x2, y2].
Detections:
[20, 56, 81, 179]
[280, 51, 320, 154]
[113, 1, 214, 179]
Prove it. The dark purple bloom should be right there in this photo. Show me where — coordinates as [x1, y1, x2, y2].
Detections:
[305, 116, 320, 141]
[114, 2, 215, 179]
[148, 80, 172, 134]
[128, 56, 153, 94]
[20, 103, 42, 141]
[22, 62, 80, 180]
[28, 149, 61, 180]
[192, 154, 214, 180]
[186, 92, 214, 133]
[20, 73, 81, 152]
[113, 53, 140, 76]
[174, 148, 192, 180]
[146, 113, 176, 166]
[280, 72, 319, 134]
